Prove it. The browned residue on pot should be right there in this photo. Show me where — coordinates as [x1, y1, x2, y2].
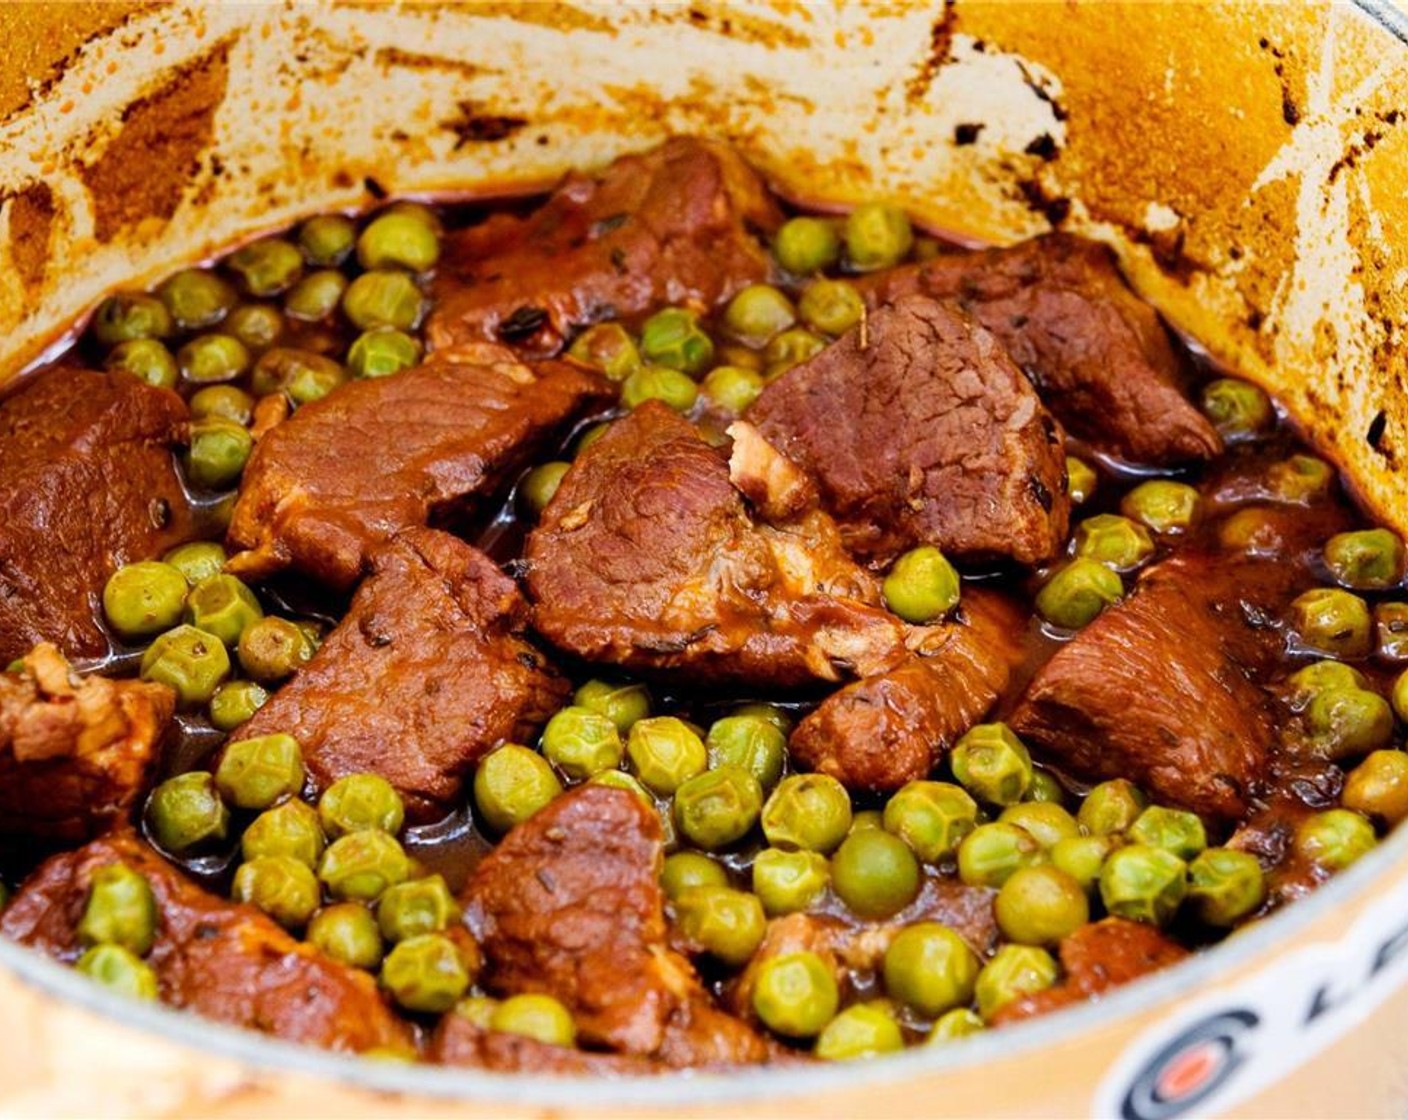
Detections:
[5, 183, 58, 293]
[80, 39, 232, 244]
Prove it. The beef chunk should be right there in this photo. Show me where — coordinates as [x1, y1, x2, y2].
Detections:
[526, 405, 908, 689]
[463, 784, 771, 1067]
[860, 234, 1221, 465]
[788, 591, 1025, 792]
[226, 343, 609, 590]
[233, 529, 567, 823]
[0, 644, 173, 840]
[1, 833, 410, 1053]
[432, 1015, 663, 1075]
[991, 918, 1189, 1025]
[0, 368, 194, 663]
[429, 138, 781, 355]
[1011, 555, 1278, 823]
[750, 295, 1068, 566]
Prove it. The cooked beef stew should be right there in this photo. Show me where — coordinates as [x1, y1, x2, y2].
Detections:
[0, 137, 1404, 1072]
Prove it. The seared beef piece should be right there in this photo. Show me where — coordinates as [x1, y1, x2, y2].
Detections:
[226, 343, 610, 590]
[788, 591, 1025, 792]
[428, 137, 781, 355]
[1011, 554, 1280, 823]
[0, 644, 173, 841]
[233, 529, 567, 823]
[1, 833, 411, 1053]
[432, 1015, 663, 1075]
[463, 784, 772, 1067]
[0, 368, 194, 663]
[526, 404, 910, 689]
[991, 918, 1188, 1025]
[750, 295, 1069, 567]
[859, 234, 1221, 466]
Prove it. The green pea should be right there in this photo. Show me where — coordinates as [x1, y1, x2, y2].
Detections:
[208, 680, 268, 733]
[1120, 480, 1200, 534]
[184, 574, 263, 647]
[1050, 834, 1118, 895]
[1128, 806, 1208, 861]
[732, 702, 794, 734]
[751, 849, 829, 915]
[882, 546, 961, 623]
[233, 855, 320, 929]
[78, 864, 157, 957]
[763, 328, 826, 378]
[574, 680, 651, 733]
[626, 717, 707, 796]
[1303, 686, 1394, 761]
[567, 323, 641, 382]
[975, 944, 1057, 1019]
[146, 772, 229, 853]
[1290, 588, 1373, 659]
[673, 765, 763, 850]
[186, 418, 254, 490]
[1074, 514, 1155, 572]
[701, 365, 765, 414]
[319, 829, 411, 902]
[830, 829, 920, 920]
[882, 922, 979, 1017]
[815, 1002, 904, 1061]
[951, 723, 1033, 806]
[282, 268, 348, 322]
[797, 278, 865, 337]
[751, 951, 839, 1038]
[342, 269, 425, 331]
[761, 773, 853, 853]
[1395, 669, 1408, 723]
[995, 865, 1089, 946]
[92, 293, 173, 346]
[927, 1008, 985, 1044]
[105, 339, 179, 390]
[242, 798, 325, 867]
[662, 852, 729, 900]
[225, 303, 285, 352]
[228, 238, 304, 297]
[380, 933, 470, 1013]
[453, 995, 499, 1029]
[1294, 809, 1377, 872]
[307, 902, 383, 970]
[1066, 457, 1098, 505]
[338, 328, 420, 382]
[620, 365, 699, 412]
[1375, 603, 1408, 661]
[639, 307, 715, 374]
[1035, 558, 1123, 630]
[215, 733, 304, 810]
[674, 885, 766, 967]
[178, 334, 251, 385]
[490, 994, 576, 1048]
[187, 388, 251, 428]
[586, 769, 655, 806]
[474, 744, 564, 834]
[773, 216, 841, 275]
[723, 284, 796, 347]
[517, 461, 571, 519]
[883, 781, 978, 863]
[1343, 750, 1408, 826]
[1099, 844, 1187, 926]
[1187, 848, 1265, 926]
[844, 202, 914, 271]
[238, 616, 316, 683]
[357, 210, 441, 273]
[1200, 378, 1274, 439]
[298, 213, 357, 267]
[157, 269, 237, 330]
[103, 561, 189, 640]
[1078, 779, 1147, 835]
[705, 715, 786, 790]
[76, 944, 158, 1001]
[140, 625, 230, 706]
[1267, 454, 1333, 504]
[1025, 770, 1066, 805]
[1285, 659, 1366, 708]
[850, 809, 885, 834]
[1324, 529, 1405, 592]
[377, 874, 459, 942]
[956, 822, 1045, 888]
[540, 706, 623, 780]
[999, 802, 1081, 850]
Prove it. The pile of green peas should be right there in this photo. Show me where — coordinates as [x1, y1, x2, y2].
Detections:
[88, 203, 441, 499]
[101, 546, 319, 725]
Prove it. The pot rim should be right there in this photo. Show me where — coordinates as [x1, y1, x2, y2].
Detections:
[5, 802, 1402, 1107]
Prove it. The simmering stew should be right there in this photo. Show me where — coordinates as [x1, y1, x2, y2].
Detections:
[0, 137, 1405, 1070]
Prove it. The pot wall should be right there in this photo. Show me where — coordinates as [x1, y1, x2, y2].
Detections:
[0, 2, 1407, 1116]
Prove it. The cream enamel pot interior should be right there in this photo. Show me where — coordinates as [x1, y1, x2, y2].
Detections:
[1, 2, 1408, 1116]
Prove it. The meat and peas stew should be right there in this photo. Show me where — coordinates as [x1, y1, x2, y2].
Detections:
[1, 137, 1405, 1070]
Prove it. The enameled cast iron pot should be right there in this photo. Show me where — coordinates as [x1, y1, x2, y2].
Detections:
[0, 3, 1406, 1115]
